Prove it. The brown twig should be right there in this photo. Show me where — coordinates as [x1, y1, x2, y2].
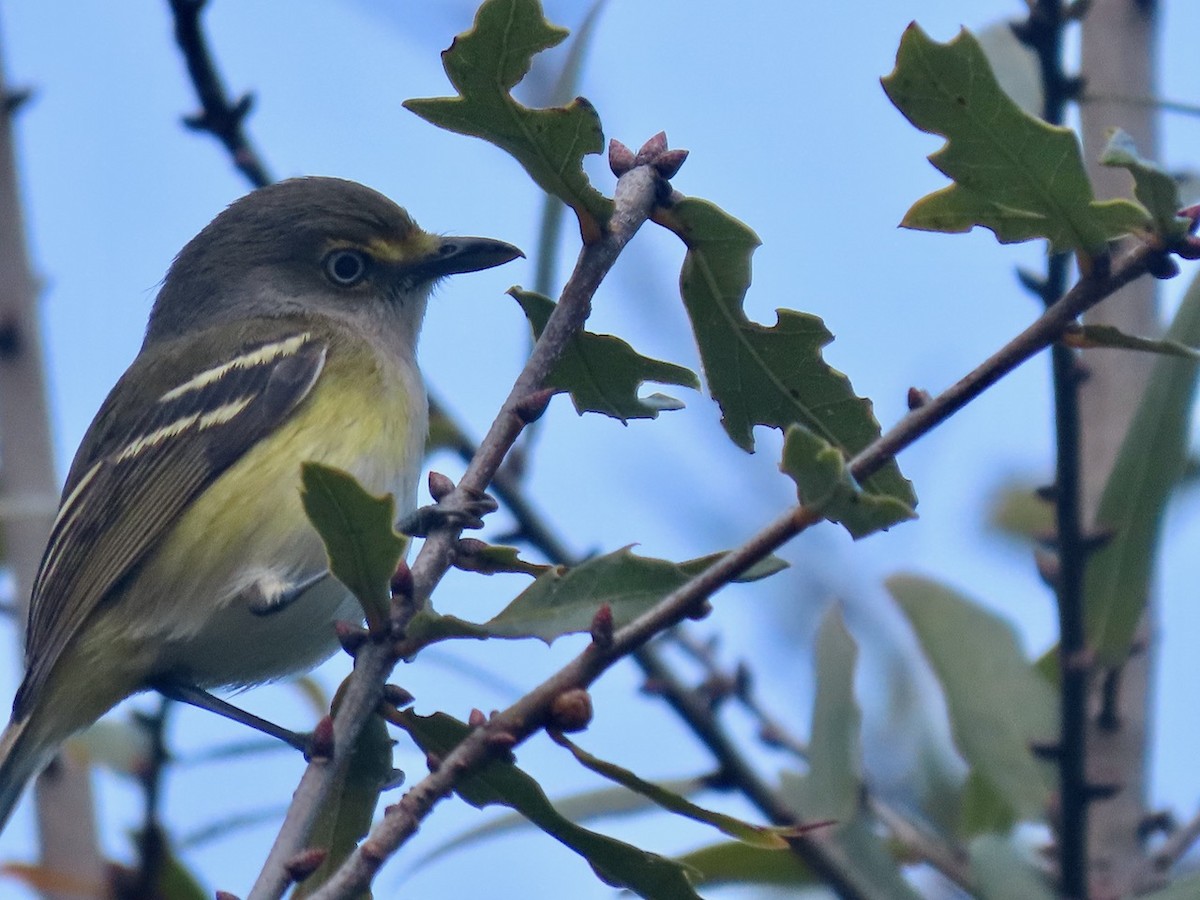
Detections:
[166, 0, 272, 189]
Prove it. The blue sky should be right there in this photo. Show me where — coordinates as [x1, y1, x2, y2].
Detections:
[1, 2, 1199, 897]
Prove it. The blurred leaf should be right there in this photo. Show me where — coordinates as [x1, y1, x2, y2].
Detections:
[300, 462, 407, 630]
[1085, 269, 1200, 663]
[960, 768, 1017, 835]
[69, 718, 152, 778]
[888, 574, 1054, 832]
[787, 606, 861, 821]
[296, 686, 396, 898]
[1141, 874, 1200, 900]
[675, 841, 814, 888]
[882, 24, 1149, 253]
[155, 849, 210, 900]
[780, 425, 916, 539]
[1101, 128, 1190, 240]
[555, 734, 801, 848]
[512, 289, 699, 421]
[656, 197, 916, 516]
[986, 480, 1052, 544]
[451, 546, 786, 644]
[404, 0, 611, 242]
[416, 778, 709, 870]
[974, 20, 1041, 115]
[1, 863, 106, 898]
[397, 711, 703, 898]
[777, 609, 922, 900]
[970, 834, 1055, 900]
[1062, 323, 1200, 359]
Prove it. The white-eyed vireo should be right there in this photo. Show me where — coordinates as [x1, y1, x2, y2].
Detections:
[0, 176, 521, 832]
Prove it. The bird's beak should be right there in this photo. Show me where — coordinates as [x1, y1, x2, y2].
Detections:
[416, 236, 524, 280]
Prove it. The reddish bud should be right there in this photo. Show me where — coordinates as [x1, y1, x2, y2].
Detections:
[468, 708, 487, 728]
[652, 148, 689, 179]
[549, 688, 593, 732]
[334, 620, 368, 656]
[307, 716, 335, 762]
[635, 131, 669, 166]
[590, 603, 614, 648]
[285, 847, 328, 883]
[516, 387, 556, 423]
[608, 139, 635, 176]
[428, 471, 455, 502]
[216, 893, 243, 900]
[390, 560, 413, 600]
[382, 683, 415, 708]
[906, 387, 931, 410]
[426, 752, 442, 772]
[685, 599, 713, 620]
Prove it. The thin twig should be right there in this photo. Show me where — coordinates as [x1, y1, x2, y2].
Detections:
[166, 0, 272, 189]
[1019, 3, 1090, 894]
[132, 698, 172, 899]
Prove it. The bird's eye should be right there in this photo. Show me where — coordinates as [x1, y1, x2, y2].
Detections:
[323, 249, 369, 287]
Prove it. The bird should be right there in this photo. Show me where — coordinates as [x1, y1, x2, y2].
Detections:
[0, 176, 522, 834]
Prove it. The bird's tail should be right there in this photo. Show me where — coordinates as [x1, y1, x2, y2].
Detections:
[0, 715, 55, 837]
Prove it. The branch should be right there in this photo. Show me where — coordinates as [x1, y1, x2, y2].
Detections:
[1017, 3, 1091, 893]
[246, 155, 664, 900]
[166, 0, 272, 189]
[301, 234, 1163, 900]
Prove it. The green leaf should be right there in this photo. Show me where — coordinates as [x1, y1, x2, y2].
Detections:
[415, 778, 710, 872]
[888, 575, 1055, 832]
[294, 698, 394, 899]
[397, 711, 703, 899]
[675, 841, 814, 888]
[1100, 128, 1190, 240]
[970, 834, 1055, 900]
[1062, 323, 1200, 361]
[882, 24, 1149, 253]
[986, 480, 1054, 545]
[460, 546, 786, 644]
[656, 197, 916, 516]
[512, 289, 699, 421]
[404, 0, 611, 241]
[300, 463, 407, 630]
[787, 606, 862, 821]
[554, 734, 800, 849]
[780, 425, 916, 539]
[776, 609, 922, 900]
[1085, 269, 1200, 662]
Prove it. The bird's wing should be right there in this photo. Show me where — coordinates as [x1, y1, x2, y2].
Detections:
[16, 328, 328, 716]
